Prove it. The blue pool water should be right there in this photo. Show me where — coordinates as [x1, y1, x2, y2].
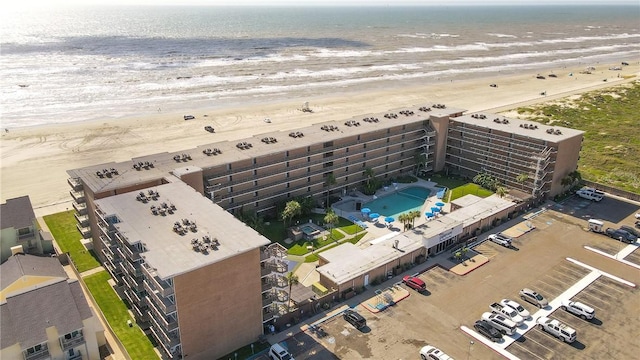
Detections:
[363, 187, 431, 218]
[300, 224, 318, 235]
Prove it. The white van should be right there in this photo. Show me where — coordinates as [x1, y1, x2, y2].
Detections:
[481, 312, 517, 335]
[268, 343, 294, 360]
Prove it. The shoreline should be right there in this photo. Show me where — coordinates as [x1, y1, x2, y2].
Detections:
[1, 61, 638, 216]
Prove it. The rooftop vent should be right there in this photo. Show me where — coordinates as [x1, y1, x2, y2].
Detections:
[236, 142, 252, 149]
[133, 161, 153, 170]
[172, 154, 191, 162]
[383, 113, 398, 119]
[203, 148, 222, 156]
[289, 131, 304, 138]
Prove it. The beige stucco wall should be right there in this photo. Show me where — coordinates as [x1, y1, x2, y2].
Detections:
[550, 135, 583, 196]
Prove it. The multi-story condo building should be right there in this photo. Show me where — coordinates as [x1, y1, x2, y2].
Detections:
[66, 104, 582, 358]
[1, 196, 54, 263]
[0, 254, 104, 360]
[92, 180, 287, 360]
[444, 113, 583, 197]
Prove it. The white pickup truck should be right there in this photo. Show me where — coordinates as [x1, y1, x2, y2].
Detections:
[487, 233, 512, 247]
[489, 302, 524, 325]
[536, 317, 577, 343]
[576, 188, 604, 201]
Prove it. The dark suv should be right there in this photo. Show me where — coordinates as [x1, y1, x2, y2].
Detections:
[605, 228, 637, 243]
[343, 309, 366, 329]
[620, 225, 639, 239]
[474, 320, 503, 342]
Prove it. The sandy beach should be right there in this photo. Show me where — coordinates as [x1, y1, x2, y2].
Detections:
[1, 61, 638, 216]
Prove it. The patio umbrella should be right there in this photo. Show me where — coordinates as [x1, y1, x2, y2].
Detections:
[431, 206, 441, 213]
[361, 207, 371, 214]
[369, 213, 380, 220]
[425, 212, 434, 218]
[435, 202, 445, 207]
[384, 216, 394, 223]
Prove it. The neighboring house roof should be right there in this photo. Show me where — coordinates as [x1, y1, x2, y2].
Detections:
[1, 279, 92, 350]
[0, 196, 36, 230]
[1, 254, 67, 290]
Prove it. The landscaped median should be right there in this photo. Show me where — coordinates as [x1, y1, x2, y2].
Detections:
[84, 271, 158, 359]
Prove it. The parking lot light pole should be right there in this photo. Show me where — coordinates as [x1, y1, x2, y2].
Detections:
[467, 340, 474, 360]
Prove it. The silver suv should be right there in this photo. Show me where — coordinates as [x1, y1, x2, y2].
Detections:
[519, 288, 548, 308]
[488, 233, 512, 247]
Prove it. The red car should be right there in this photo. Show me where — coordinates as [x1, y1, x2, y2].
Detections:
[402, 275, 426, 291]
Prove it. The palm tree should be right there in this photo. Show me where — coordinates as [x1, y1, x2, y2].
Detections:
[363, 167, 374, 186]
[281, 200, 301, 231]
[496, 186, 508, 198]
[325, 173, 337, 209]
[516, 173, 529, 191]
[285, 272, 299, 312]
[409, 210, 421, 228]
[414, 153, 427, 176]
[324, 210, 339, 240]
[398, 213, 410, 231]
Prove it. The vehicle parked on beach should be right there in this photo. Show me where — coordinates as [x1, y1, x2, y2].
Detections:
[488, 233, 512, 247]
[500, 299, 531, 320]
[419, 345, 453, 360]
[402, 275, 426, 292]
[474, 320, 503, 342]
[561, 300, 595, 320]
[519, 288, 548, 308]
[536, 317, 577, 343]
[605, 228, 637, 243]
[489, 302, 524, 325]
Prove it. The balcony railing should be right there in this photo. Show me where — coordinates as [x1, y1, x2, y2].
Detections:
[72, 201, 87, 215]
[69, 190, 85, 203]
[67, 177, 83, 191]
[76, 224, 91, 239]
[24, 346, 50, 360]
[74, 213, 89, 227]
[146, 288, 176, 315]
[148, 325, 180, 359]
[60, 334, 85, 350]
[141, 267, 174, 298]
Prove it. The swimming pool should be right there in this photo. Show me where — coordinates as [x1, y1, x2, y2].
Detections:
[300, 224, 319, 236]
[363, 187, 431, 218]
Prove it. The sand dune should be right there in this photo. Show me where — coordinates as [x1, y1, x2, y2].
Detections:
[1, 61, 637, 216]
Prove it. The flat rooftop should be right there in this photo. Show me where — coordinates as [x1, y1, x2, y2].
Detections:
[68, 103, 465, 194]
[94, 179, 270, 280]
[453, 112, 584, 142]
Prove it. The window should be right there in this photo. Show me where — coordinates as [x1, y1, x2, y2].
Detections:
[363, 143, 367, 149]
[254, 180, 258, 186]
[18, 227, 31, 236]
[254, 191, 258, 197]
[254, 169, 257, 176]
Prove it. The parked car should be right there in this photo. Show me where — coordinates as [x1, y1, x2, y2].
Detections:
[500, 299, 531, 320]
[536, 317, 577, 343]
[620, 225, 640, 238]
[419, 345, 453, 360]
[605, 227, 637, 243]
[402, 275, 426, 292]
[519, 288, 548, 308]
[481, 312, 517, 335]
[488, 233, 512, 247]
[268, 343, 294, 360]
[561, 300, 595, 320]
[576, 189, 603, 201]
[489, 302, 524, 325]
[474, 320, 503, 342]
[343, 309, 366, 329]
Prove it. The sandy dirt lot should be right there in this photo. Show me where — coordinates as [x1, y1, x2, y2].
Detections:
[273, 195, 639, 359]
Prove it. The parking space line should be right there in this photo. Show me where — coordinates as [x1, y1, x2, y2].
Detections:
[519, 331, 557, 357]
[556, 264, 590, 278]
[537, 278, 567, 293]
[589, 280, 626, 295]
[460, 326, 521, 360]
[574, 292, 610, 310]
[583, 246, 640, 270]
[507, 342, 545, 360]
[566, 257, 637, 287]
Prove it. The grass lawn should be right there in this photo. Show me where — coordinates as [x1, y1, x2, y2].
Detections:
[287, 228, 345, 256]
[515, 81, 640, 193]
[430, 173, 468, 190]
[261, 213, 357, 251]
[84, 271, 157, 359]
[304, 233, 367, 263]
[447, 183, 493, 202]
[43, 210, 101, 273]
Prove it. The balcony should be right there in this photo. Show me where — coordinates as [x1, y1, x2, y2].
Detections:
[141, 267, 174, 298]
[67, 350, 82, 360]
[60, 334, 85, 350]
[69, 190, 85, 204]
[146, 288, 176, 315]
[76, 224, 91, 239]
[24, 346, 50, 360]
[74, 213, 89, 227]
[124, 260, 143, 278]
[148, 324, 180, 359]
[148, 307, 179, 333]
[67, 177, 83, 191]
[123, 244, 141, 261]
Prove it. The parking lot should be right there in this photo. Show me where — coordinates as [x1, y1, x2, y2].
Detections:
[273, 195, 639, 359]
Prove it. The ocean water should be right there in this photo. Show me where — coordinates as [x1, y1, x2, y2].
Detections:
[1, 5, 638, 128]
